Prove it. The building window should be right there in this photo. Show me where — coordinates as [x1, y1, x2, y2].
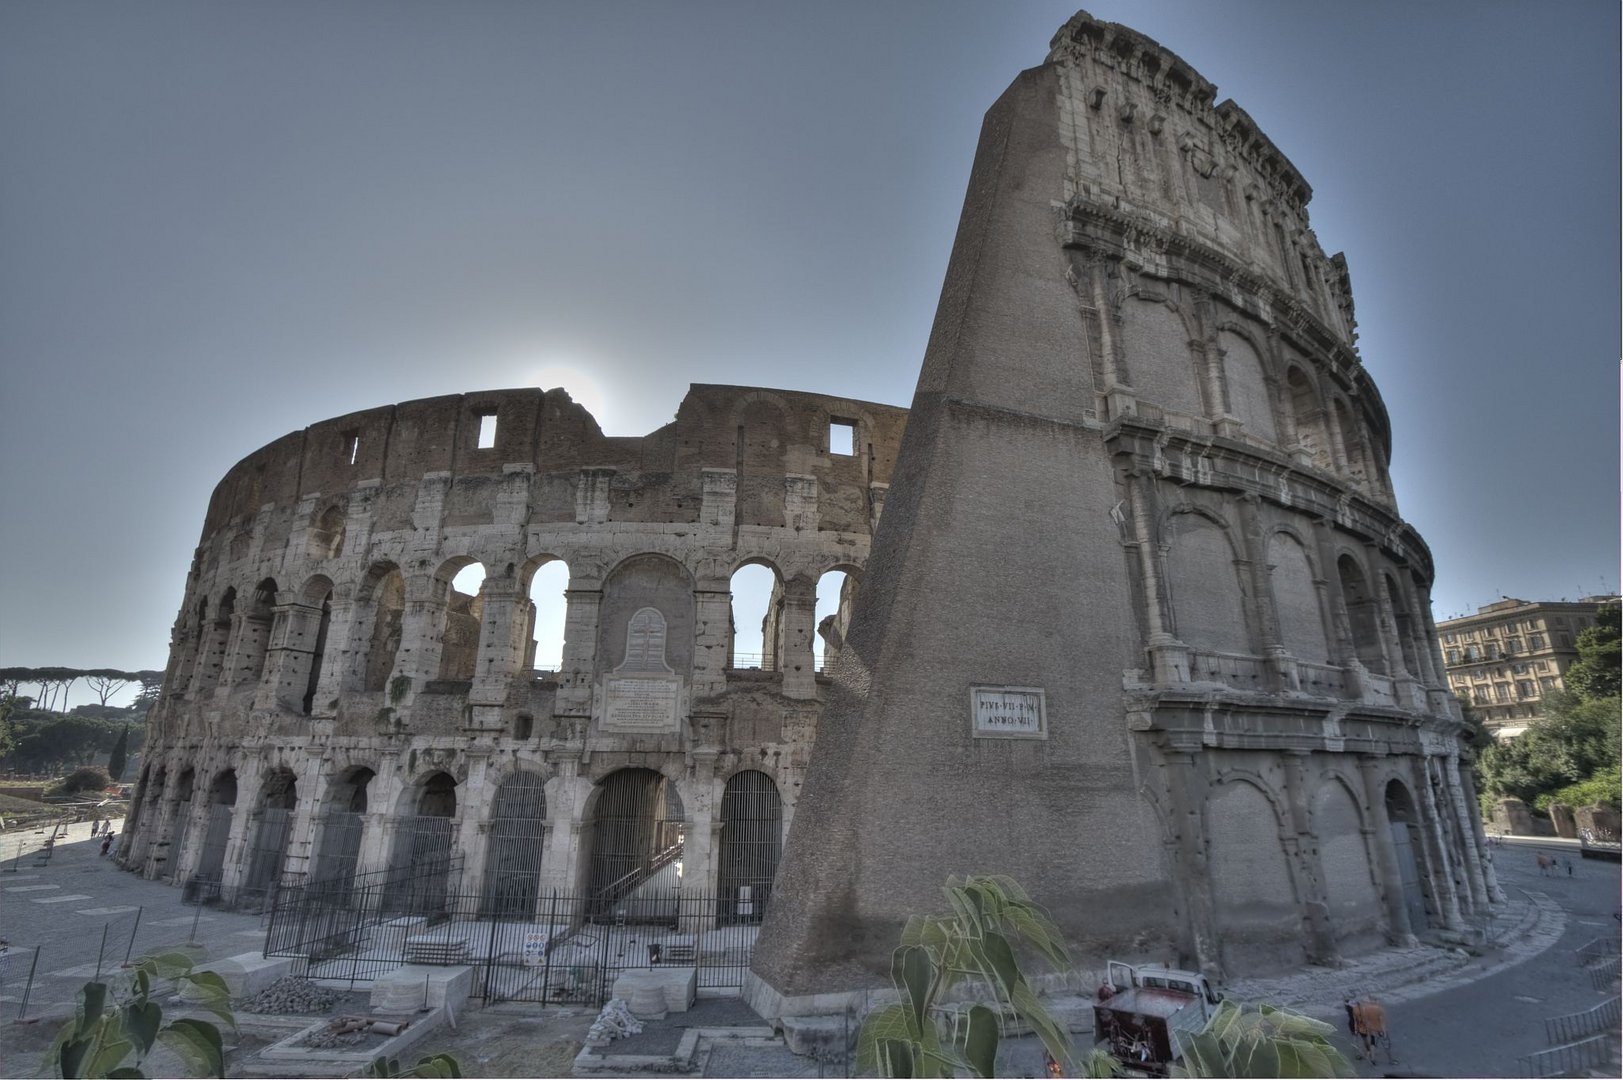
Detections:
[1555, 617, 1568, 629]
[1473, 687, 1491, 704]
[1556, 632, 1571, 648]
[1465, 645, 1481, 661]
[1540, 676, 1557, 690]
[828, 419, 856, 456]
[476, 411, 498, 450]
[1493, 683, 1511, 702]
[1473, 669, 1488, 681]
[1443, 632, 1457, 644]
[1529, 633, 1546, 650]
[1517, 680, 1536, 698]
[1505, 637, 1521, 655]
[1446, 648, 1460, 664]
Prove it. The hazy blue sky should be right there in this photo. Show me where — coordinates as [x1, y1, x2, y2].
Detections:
[3, 1, 1618, 706]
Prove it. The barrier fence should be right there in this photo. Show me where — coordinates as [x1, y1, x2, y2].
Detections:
[1543, 996, 1621, 1045]
[264, 866, 764, 1005]
[1517, 1033, 1613, 1078]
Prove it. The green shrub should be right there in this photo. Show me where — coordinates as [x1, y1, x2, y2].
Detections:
[1533, 764, 1622, 812]
[59, 766, 113, 795]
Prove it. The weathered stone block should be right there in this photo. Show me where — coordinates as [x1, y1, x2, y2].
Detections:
[368, 965, 473, 1013]
[196, 953, 295, 1000]
[611, 967, 695, 1014]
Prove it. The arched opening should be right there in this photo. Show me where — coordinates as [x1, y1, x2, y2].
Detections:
[302, 588, 333, 715]
[1163, 512, 1252, 655]
[168, 769, 196, 881]
[437, 562, 487, 682]
[1333, 399, 1369, 486]
[1384, 574, 1421, 678]
[512, 713, 534, 740]
[363, 564, 406, 693]
[307, 505, 346, 560]
[196, 588, 236, 696]
[192, 770, 238, 892]
[385, 772, 457, 916]
[525, 559, 571, 672]
[1218, 331, 1277, 442]
[814, 570, 858, 672]
[718, 771, 782, 923]
[1337, 555, 1386, 673]
[1207, 779, 1303, 970]
[1313, 780, 1382, 950]
[1384, 780, 1432, 930]
[243, 768, 298, 908]
[583, 768, 685, 920]
[481, 772, 547, 916]
[184, 598, 208, 692]
[237, 578, 277, 688]
[1285, 367, 1332, 471]
[1265, 533, 1328, 664]
[312, 767, 373, 895]
[729, 563, 780, 670]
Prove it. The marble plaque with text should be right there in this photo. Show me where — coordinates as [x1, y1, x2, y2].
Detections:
[604, 675, 681, 733]
[970, 685, 1046, 739]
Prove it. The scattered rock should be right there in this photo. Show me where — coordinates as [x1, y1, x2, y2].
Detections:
[584, 998, 643, 1047]
[243, 976, 340, 1015]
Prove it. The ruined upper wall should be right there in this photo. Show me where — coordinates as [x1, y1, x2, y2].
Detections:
[1047, 10, 1357, 350]
[199, 385, 908, 541]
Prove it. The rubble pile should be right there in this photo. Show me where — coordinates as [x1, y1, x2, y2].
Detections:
[584, 998, 644, 1046]
[243, 976, 340, 1015]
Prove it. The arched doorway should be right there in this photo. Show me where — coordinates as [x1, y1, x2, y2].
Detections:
[481, 773, 548, 916]
[583, 768, 685, 920]
[312, 767, 373, 894]
[1385, 779, 1431, 931]
[718, 771, 782, 923]
[191, 770, 237, 900]
[385, 773, 457, 916]
[242, 768, 298, 909]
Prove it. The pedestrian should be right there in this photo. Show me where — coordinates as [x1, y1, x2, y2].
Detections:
[1535, 851, 1552, 876]
[1563, 856, 1574, 876]
[99, 834, 112, 857]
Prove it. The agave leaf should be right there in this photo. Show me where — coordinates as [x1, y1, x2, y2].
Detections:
[856, 1003, 916, 1072]
[157, 1018, 224, 1078]
[960, 1003, 1000, 1078]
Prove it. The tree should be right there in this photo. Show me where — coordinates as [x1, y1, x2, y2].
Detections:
[856, 875, 1075, 1078]
[43, 951, 232, 1078]
[62, 765, 114, 794]
[108, 725, 130, 781]
[85, 671, 132, 708]
[0, 692, 18, 761]
[1566, 604, 1621, 700]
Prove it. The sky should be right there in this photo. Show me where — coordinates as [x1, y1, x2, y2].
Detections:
[2, 0, 1618, 708]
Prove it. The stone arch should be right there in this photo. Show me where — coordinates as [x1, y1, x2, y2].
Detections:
[1383, 571, 1421, 677]
[298, 576, 334, 715]
[581, 767, 687, 917]
[1265, 529, 1329, 663]
[242, 767, 298, 906]
[521, 554, 572, 672]
[434, 557, 487, 682]
[193, 769, 238, 888]
[307, 504, 346, 560]
[236, 577, 277, 688]
[1217, 327, 1277, 441]
[1331, 396, 1370, 487]
[730, 557, 784, 670]
[481, 770, 548, 916]
[195, 587, 236, 696]
[1206, 775, 1303, 970]
[1311, 776, 1383, 951]
[1337, 554, 1385, 673]
[599, 554, 695, 677]
[1162, 507, 1252, 655]
[385, 771, 458, 916]
[312, 765, 374, 890]
[167, 767, 197, 879]
[360, 562, 406, 693]
[718, 770, 783, 922]
[1383, 779, 1432, 931]
[814, 564, 862, 671]
[1118, 296, 1207, 420]
[1284, 365, 1332, 470]
[733, 392, 794, 526]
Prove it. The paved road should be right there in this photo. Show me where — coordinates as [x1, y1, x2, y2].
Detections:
[1376, 840, 1619, 1078]
[0, 818, 265, 1028]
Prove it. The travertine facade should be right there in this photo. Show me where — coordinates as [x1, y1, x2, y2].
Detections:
[749, 10, 1500, 1010]
[1438, 596, 1618, 736]
[120, 384, 906, 911]
[125, 9, 1500, 1007]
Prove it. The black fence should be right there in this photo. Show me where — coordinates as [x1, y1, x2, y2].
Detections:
[264, 866, 764, 1005]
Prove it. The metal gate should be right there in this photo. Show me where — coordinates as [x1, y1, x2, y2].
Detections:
[1389, 821, 1429, 931]
[481, 773, 547, 916]
[584, 769, 685, 920]
[194, 802, 234, 885]
[384, 815, 456, 916]
[717, 770, 781, 923]
[242, 807, 294, 908]
[312, 810, 365, 889]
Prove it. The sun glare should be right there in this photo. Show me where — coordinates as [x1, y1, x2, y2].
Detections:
[532, 361, 609, 427]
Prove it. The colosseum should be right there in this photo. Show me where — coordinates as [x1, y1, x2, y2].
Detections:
[122, 10, 1500, 1009]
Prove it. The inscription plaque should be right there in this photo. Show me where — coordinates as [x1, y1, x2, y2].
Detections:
[604, 675, 681, 733]
[970, 685, 1046, 739]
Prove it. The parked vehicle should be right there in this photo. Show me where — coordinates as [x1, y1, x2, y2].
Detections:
[1093, 960, 1222, 1074]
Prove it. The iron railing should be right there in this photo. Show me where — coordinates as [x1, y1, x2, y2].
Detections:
[1518, 1033, 1613, 1078]
[264, 873, 764, 1005]
[1544, 996, 1621, 1045]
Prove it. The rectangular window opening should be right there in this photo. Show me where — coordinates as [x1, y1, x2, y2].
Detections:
[344, 432, 360, 465]
[477, 412, 498, 450]
[829, 419, 855, 456]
